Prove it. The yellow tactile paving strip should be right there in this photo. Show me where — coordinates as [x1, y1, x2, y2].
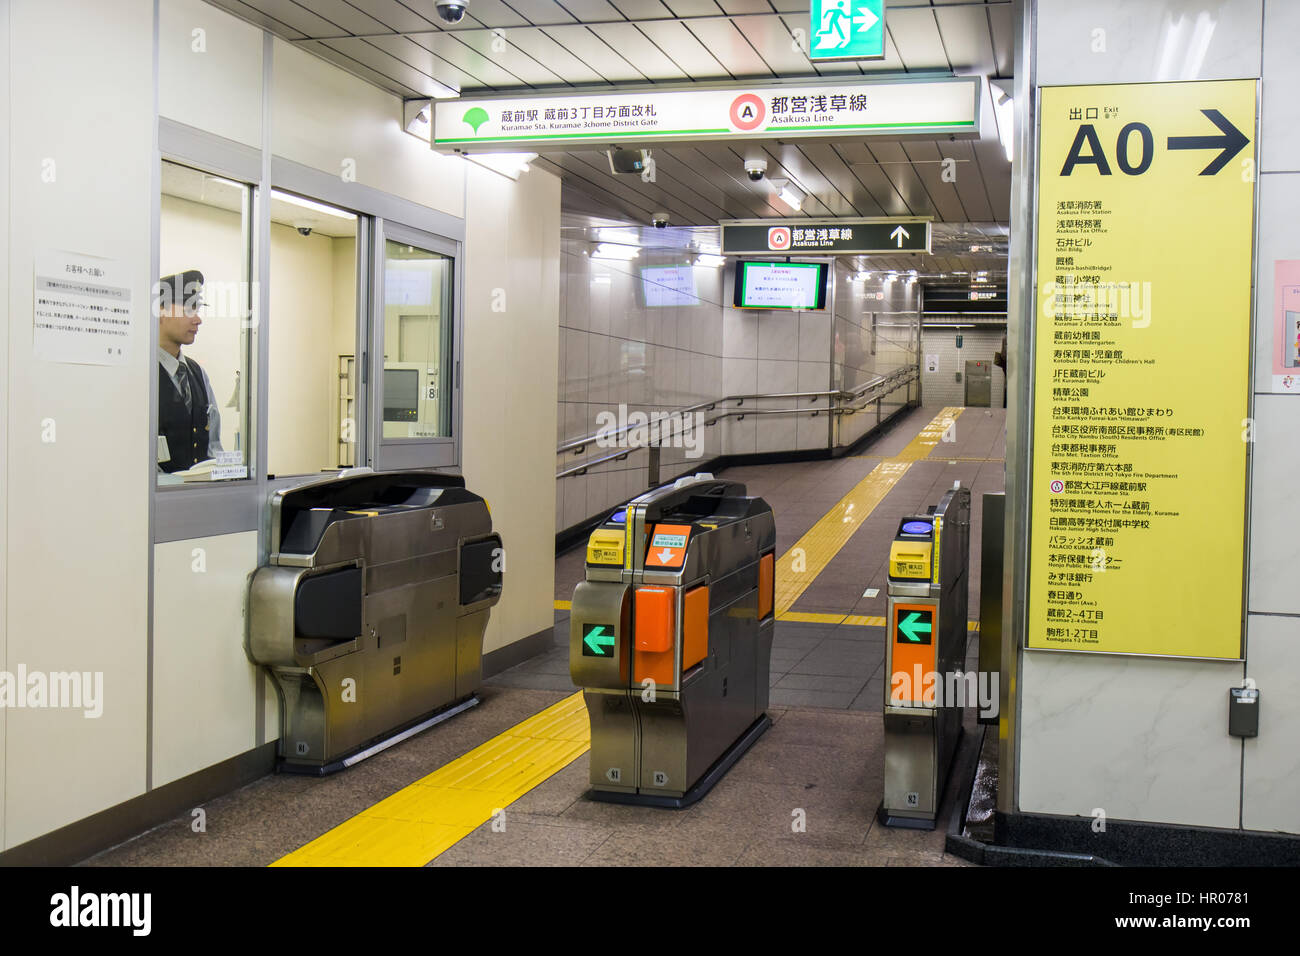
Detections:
[271, 692, 589, 867]
[773, 407, 964, 616]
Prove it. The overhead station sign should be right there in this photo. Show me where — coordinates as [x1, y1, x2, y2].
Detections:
[721, 217, 930, 255]
[1027, 80, 1255, 659]
[433, 76, 979, 151]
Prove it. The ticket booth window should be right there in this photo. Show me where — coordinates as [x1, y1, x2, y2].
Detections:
[380, 238, 453, 440]
[267, 189, 359, 476]
[157, 160, 253, 485]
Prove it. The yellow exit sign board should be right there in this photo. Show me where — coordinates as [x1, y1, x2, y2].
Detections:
[1027, 80, 1255, 659]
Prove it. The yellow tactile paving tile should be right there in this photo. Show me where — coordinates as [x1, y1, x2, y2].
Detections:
[772, 408, 965, 616]
[272, 691, 590, 867]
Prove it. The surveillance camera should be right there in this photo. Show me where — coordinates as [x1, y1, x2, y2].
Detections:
[652, 211, 669, 229]
[744, 159, 768, 182]
[293, 221, 313, 237]
[435, 0, 468, 24]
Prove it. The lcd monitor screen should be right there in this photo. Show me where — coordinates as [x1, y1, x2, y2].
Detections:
[733, 260, 828, 310]
[640, 265, 698, 307]
[383, 368, 420, 422]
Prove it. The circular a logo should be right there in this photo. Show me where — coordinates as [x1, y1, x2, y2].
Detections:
[768, 227, 791, 251]
[729, 94, 766, 132]
[1050, 480, 1065, 494]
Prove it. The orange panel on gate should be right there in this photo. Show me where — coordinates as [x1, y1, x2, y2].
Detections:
[890, 602, 937, 706]
[634, 586, 676, 688]
[682, 585, 709, 671]
[758, 551, 774, 619]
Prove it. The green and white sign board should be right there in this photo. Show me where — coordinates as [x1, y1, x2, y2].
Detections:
[433, 76, 977, 151]
[809, 0, 885, 61]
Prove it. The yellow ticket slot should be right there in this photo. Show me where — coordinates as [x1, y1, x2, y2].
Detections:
[889, 539, 933, 580]
[586, 528, 626, 566]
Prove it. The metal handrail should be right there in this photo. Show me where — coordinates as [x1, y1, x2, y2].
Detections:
[555, 366, 917, 479]
[555, 367, 914, 456]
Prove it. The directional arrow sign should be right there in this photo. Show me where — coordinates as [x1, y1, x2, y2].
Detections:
[1167, 108, 1249, 175]
[657, 548, 674, 563]
[894, 607, 933, 646]
[720, 218, 930, 255]
[582, 624, 616, 657]
[809, 0, 885, 61]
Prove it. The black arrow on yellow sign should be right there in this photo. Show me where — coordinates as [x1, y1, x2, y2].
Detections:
[1167, 109, 1249, 175]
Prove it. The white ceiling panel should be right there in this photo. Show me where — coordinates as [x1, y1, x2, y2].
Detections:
[716, 0, 774, 13]
[498, 0, 579, 25]
[505, 27, 612, 83]
[634, 19, 732, 78]
[887, 6, 952, 71]
[730, 14, 816, 75]
[660, 0, 728, 16]
[321, 37, 473, 92]
[448, 29, 570, 85]
[606, 0, 676, 19]
[684, 19, 775, 77]
[987, 1, 1014, 77]
[933, 139, 995, 222]
[934, 4, 998, 75]
[222, 0, 339, 36]
[557, 0, 628, 20]
[540, 25, 648, 81]
[287, 0, 392, 36]
[587, 23, 689, 80]
[896, 139, 969, 221]
[346, 0, 443, 33]
[371, 33, 520, 88]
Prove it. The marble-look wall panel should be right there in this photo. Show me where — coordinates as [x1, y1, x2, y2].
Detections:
[1242, 613, 1300, 832]
[1018, 650, 1242, 829]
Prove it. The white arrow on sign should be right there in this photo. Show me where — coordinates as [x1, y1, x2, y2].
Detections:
[853, 6, 879, 34]
[890, 225, 910, 247]
[657, 548, 674, 563]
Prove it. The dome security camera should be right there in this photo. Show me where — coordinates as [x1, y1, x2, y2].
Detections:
[744, 158, 768, 182]
[435, 0, 468, 24]
[293, 221, 313, 237]
[652, 211, 670, 229]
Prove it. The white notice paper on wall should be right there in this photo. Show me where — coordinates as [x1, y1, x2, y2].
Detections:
[926, 354, 939, 373]
[33, 248, 132, 365]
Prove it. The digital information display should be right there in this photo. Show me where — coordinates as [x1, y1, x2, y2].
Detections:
[651, 533, 687, 549]
[734, 261, 827, 310]
[641, 265, 698, 307]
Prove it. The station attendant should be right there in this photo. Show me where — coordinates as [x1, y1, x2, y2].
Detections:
[156, 270, 223, 472]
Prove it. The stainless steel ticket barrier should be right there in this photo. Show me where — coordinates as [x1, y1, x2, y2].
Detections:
[569, 473, 776, 808]
[248, 469, 502, 774]
[879, 481, 971, 828]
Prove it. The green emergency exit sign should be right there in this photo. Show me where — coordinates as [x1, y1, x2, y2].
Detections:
[809, 0, 885, 61]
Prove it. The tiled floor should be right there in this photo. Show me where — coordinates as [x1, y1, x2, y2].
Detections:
[84, 404, 1002, 868]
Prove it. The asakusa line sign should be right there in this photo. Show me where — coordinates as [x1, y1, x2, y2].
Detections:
[433, 76, 980, 151]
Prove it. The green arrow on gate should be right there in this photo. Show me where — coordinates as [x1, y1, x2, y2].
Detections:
[584, 625, 615, 656]
[898, 611, 932, 643]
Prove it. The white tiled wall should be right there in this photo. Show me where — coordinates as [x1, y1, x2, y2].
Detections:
[557, 246, 921, 532]
[920, 326, 1006, 409]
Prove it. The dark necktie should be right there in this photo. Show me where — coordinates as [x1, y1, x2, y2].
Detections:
[175, 359, 194, 412]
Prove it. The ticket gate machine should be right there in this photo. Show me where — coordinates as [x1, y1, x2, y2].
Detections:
[248, 469, 502, 773]
[879, 482, 971, 828]
[569, 474, 776, 807]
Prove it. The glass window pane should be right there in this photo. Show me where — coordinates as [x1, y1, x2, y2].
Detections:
[267, 189, 358, 476]
[157, 160, 252, 485]
[382, 240, 452, 439]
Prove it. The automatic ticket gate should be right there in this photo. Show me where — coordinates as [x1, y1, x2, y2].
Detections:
[248, 469, 502, 773]
[569, 474, 776, 807]
[879, 482, 971, 828]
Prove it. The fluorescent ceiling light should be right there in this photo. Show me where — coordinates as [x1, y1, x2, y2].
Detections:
[464, 152, 537, 180]
[272, 190, 355, 221]
[695, 254, 725, 268]
[598, 227, 640, 245]
[776, 184, 803, 211]
[592, 242, 640, 260]
[856, 271, 872, 281]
